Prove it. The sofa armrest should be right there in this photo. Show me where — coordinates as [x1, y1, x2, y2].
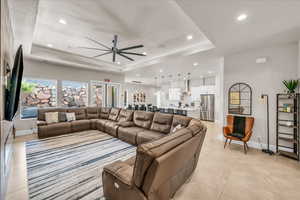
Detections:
[37, 120, 47, 126]
[103, 161, 134, 187]
[117, 121, 135, 127]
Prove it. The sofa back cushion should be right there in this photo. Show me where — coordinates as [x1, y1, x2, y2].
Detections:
[38, 108, 66, 121]
[108, 108, 120, 121]
[100, 107, 111, 119]
[133, 111, 154, 129]
[117, 109, 134, 122]
[86, 107, 99, 119]
[67, 108, 86, 120]
[150, 112, 173, 134]
[171, 115, 192, 132]
[133, 128, 193, 188]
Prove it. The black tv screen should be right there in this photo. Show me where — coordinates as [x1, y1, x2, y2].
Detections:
[5, 45, 24, 121]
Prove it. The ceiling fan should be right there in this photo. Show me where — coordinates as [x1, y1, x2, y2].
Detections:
[79, 35, 146, 62]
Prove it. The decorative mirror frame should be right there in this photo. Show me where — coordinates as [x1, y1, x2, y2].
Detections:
[228, 82, 252, 115]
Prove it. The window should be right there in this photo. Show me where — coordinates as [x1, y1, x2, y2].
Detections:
[90, 81, 105, 106]
[21, 78, 57, 119]
[169, 88, 181, 101]
[62, 81, 88, 107]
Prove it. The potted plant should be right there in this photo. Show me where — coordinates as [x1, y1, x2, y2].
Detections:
[283, 80, 299, 94]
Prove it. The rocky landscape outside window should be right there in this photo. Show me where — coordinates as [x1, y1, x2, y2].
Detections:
[62, 81, 88, 107]
[21, 78, 57, 119]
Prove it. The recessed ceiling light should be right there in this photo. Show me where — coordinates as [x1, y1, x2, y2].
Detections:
[186, 35, 193, 40]
[159, 69, 163, 73]
[59, 19, 67, 25]
[237, 14, 248, 21]
[116, 61, 121, 65]
[142, 52, 147, 55]
[47, 44, 53, 48]
[193, 62, 199, 66]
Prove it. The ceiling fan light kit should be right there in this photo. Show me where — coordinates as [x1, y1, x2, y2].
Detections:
[79, 35, 146, 62]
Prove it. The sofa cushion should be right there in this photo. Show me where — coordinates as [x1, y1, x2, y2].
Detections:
[133, 111, 154, 129]
[97, 119, 110, 132]
[118, 126, 146, 145]
[104, 121, 119, 137]
[117, 121, 135, 127]
[86, 107, 99, 119]
[67, 108, 86, 120]
[108, 108, 120, 121]
[37, 120, 47, 126]
[58, 112, 67, 122]
[38, 122, 71, 138]
[150, 112, 173, 134]
[136, 130, 165, 145]
[133, 127, 193, 187]
[71, 120, 90, 132]
[171, 115, 192, 132]
[100, 107, 111, 119]
[90, 119, 98, 130]
[38, 108, 66, 121]
[117, 109, 134, 122]
[66, 112, 76, 121]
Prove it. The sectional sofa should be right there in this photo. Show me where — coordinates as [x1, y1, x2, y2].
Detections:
[37, 107, 207, 200]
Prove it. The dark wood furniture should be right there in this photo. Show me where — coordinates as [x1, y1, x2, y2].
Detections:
[276, 93, 300, 160]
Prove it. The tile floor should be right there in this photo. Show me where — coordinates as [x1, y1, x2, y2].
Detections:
[5, 122, 300, 200]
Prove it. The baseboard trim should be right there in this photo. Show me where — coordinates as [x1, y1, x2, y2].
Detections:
[16, 129, 36, 136]
[217, 135, 276, 152]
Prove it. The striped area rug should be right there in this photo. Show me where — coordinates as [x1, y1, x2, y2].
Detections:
[26, 130, 136, 200]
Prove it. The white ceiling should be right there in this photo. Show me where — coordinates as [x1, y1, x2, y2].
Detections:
[9, 0, 300, 84]
[32, 0, 213, 69]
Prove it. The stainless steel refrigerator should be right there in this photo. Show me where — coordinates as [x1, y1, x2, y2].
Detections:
[199, 94, 215, 122]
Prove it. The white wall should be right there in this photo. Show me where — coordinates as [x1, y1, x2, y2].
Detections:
[15, 58, 125, 133]
[224, 43, 299, 147]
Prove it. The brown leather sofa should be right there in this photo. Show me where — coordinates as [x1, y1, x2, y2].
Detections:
[37, 107, 207, 200]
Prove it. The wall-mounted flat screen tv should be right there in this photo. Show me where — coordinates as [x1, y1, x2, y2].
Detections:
[5, 45, 24, 121]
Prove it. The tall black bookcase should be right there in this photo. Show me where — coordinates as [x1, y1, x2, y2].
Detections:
[276, 93, 300, 160]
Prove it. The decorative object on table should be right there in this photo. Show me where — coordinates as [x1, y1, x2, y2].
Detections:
[223, 115, 254, 154]
[260, 94, 274, 155]
[282, 80, 299, 94]
[78, 35, 146, 62]
[276, 93, 300, 160]
[228, 83, 252, 115]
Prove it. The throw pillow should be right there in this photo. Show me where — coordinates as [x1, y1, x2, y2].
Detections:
[45, 112, 59, 124]
[58, 112, 67, 122]
[172, 124, 182, 133]
[66, 112, 76, 122]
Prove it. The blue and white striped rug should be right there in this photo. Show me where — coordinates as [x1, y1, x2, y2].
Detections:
[26, 130, 136, 200]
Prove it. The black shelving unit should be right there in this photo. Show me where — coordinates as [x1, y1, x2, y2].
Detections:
[276, 93, 300, 161]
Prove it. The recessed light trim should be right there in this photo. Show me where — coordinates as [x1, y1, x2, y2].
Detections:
[47, 44, 53, 48]
[193, 62, 199, 66]
[159, 69, 163, 73]
[116, 61, 121, 65]
[186, 35, 193, 40]
[237, 14, 248, 21]
[59, 19, 67, 24]
[142, 52, 147, 55]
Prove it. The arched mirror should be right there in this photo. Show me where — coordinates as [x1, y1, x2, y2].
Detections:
[228, 83, 252, 115]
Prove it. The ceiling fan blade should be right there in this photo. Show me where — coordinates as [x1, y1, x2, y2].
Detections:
[86, 37, 111, 50]
[78, 46, 110, 51]
[119, 45, 144, 51]
[113, 51, 116, 62]
[93, 51, 112, 58]
[120, 52, 146, 56]
[118, 52, 134, 61]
